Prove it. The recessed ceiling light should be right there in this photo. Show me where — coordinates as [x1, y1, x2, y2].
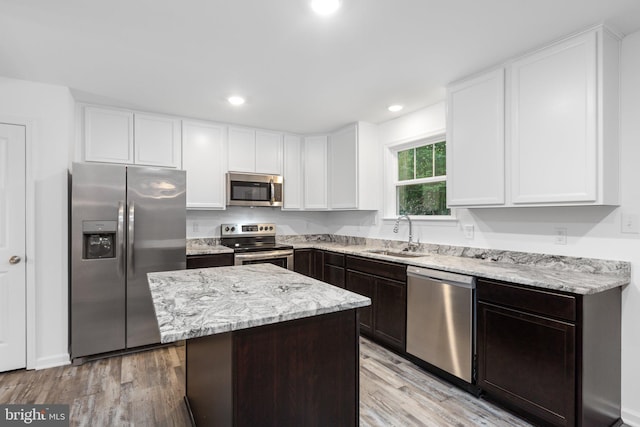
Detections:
[388, 105, 403, 112]
[311, 0, 341, 15]
[227, 96, 245, 106]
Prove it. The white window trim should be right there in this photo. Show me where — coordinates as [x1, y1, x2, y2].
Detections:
[383, 129, 456, 221]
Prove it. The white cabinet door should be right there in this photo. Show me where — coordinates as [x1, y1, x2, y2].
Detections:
[447, 68, 505, 206]
[84, 106, 134, 164]
[134, 114, 181, 168]
[182, 121, 227, 209]
[329, 124, 358, 209]
[304, 136, 328, 209]
[511, 31, 597, 204]
[283, 134, 303, 210]
[227, 127, 255, 172]
[255, 130, 283, 175]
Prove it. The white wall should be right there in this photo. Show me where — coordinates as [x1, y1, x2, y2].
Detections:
[187, 207, 330, 238]
[0, 76, 74, 369]
[329, 31, 640, 425]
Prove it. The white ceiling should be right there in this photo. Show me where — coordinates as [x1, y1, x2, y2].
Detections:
[2, 0, 640, 134]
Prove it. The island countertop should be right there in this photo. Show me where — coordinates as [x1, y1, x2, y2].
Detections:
[147, 264, 371, 344]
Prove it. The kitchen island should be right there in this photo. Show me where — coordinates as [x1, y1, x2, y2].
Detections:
[147, 264, 371, 427]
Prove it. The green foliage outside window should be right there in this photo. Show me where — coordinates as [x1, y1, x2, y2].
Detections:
[396, 141, 450, 216]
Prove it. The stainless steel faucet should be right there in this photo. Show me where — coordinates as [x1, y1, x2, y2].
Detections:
[394, 215, 419, 251]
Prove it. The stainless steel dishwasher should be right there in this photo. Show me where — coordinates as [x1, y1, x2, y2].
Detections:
[406, 266, 476, 383]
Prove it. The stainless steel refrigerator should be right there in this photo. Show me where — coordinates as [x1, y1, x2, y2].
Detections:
[70, 162, 186, 360]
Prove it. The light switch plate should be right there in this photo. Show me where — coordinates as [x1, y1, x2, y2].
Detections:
[554, 227, 567, 245]
[621, 214, 640, 234]
[463, 224, 474, 239]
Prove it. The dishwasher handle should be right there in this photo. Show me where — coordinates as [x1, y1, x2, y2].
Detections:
[407, 265, 476, 288]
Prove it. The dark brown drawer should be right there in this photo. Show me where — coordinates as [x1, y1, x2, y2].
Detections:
[345, 255, 406, 282]
[324, 251, 345, 267]
[477, 279, 576, 323]
[187, 253, 234, 269]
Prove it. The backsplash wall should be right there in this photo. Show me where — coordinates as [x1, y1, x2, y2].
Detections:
[186, 206, 331, 238]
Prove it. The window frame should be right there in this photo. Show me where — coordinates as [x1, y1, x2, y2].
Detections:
[383, 130, 456, 221]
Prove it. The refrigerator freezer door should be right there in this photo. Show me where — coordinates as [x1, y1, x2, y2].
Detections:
[71, 163, 127, 358]
[125, 166, 186, 348]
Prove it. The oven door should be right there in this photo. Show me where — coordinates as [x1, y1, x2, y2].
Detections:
[234, 250, 293, 271]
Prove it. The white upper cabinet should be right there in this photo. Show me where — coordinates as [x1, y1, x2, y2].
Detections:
[304, 135, 328, 209]
[228, 127, 283, 175]
[227, 127, 255, 172]
[134, 114, 181, 168]
[510, 28, 619, 205]
[447, 68, 505, 207]
[255, 130, 283, 175]
[282, 134, 303, 210]
[83, 105, 181, 168]
[84, 106, 134, 164]
[182, 121, 227, 209]
[446, 25, 620, 208]
[329, 122, 380, 210]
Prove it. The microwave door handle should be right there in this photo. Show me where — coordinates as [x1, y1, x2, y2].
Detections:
[270, 179, 275, 205]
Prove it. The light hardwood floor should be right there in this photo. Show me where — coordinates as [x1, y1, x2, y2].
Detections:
[0, 338, 533, 426]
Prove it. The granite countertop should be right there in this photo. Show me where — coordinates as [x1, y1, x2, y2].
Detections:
[148, 263, 371, 344]
[185, 236, 630, 295]
[289, 242, 629, 295]
[186, 244, 233, 256]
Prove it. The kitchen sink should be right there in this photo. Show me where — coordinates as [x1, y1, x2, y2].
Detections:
[365, 249, 426, 258]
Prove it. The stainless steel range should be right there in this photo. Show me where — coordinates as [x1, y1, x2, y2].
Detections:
[220, 223, 293, 270]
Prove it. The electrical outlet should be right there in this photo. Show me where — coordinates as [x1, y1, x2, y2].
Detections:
[463, 224, 474, 239]
[621, 213, 640, 234]
[554, 227, 567, 245]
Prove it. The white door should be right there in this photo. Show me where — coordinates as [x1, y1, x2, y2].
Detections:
[0, 123, 26, 371]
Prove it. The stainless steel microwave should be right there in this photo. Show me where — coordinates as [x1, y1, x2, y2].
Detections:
[226, 172, 283, 207]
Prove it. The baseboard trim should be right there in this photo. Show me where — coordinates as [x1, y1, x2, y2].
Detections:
[35, 353, 70, 370]
[622, 408, 640, 427]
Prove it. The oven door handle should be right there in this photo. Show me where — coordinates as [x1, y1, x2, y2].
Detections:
[235, 250, 294, 262]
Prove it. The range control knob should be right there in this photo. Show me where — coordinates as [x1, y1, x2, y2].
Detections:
[269, 226, 274, 231]
[259, 226, 264, 231]
[224, 226, 230, 232]
[230, 226, 236, 232]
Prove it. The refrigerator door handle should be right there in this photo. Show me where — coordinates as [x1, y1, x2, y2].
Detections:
[128, 201, 135, 274]
[117, 201, 126, 277]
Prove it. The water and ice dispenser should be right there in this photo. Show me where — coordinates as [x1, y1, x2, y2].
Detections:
[82, 220, 117, 259]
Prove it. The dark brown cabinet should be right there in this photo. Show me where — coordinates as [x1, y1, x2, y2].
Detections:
[293, 248, 324, 280]
[477, 278, 621, 427]
[346, 256, 406, 352]
[187, 253, 234, 269]
[323, 251, 346, 288]
[294, 249, 314, 277]
[344, 270, 374, 334]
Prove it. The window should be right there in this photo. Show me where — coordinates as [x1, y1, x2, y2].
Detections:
[393, 138, 450, 217]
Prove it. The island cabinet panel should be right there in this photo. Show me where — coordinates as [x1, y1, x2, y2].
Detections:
[346, 255, 407, 352]
[185, 310, 359, 427]
[187, 253, 234, 269]
[477, 278, 622, 427]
